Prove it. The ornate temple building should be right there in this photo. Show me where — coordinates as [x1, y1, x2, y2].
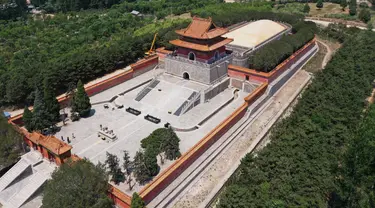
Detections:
[165, 16, 234, 84]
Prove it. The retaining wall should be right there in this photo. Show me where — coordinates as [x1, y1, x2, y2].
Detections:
[228, 38, 317, 83]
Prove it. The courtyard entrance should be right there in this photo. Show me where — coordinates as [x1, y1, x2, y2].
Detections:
[183, 72, 190, 80]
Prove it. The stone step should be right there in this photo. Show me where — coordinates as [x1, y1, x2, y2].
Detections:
[7, 172, 48, 208]
[0, 159, 30, 192]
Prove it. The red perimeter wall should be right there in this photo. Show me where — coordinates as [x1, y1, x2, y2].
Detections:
[9, 38, 314, 207]
[9, 55, 159, 126]
[228, 38, 316, 83]
[139, 82, 268, 203]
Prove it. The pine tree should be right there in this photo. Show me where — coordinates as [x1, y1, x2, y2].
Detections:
[130, 192, 145, 208]
[32, 88, 51, 131]
[123, 150, 132, 176]
[163, 129, 181, 160]
[133, 151, 150, 184]
[105, 152, 123, 184]
[358, 9, 371, 23]
[349, 0, 357, 15]
[316, 0, 323, 9]
[23, 106, 33, 131]
[340, 0, 348, 11]
[303, 3, 310, 14]
[144, 149, 159, 177]
[44, 79, 60, 124]
[72, 80, 91, 117]
[42, 159, 113, 208]
[123, 150, 134, 190]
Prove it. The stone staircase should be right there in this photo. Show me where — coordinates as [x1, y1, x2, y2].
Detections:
[7, 172, 48, 208]
[174, 91, 200, 116]
[0, 159, 30, 192]
[135, 79, 160, 101]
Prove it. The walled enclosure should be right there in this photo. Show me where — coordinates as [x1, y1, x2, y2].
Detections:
[7, 37, 317, 208]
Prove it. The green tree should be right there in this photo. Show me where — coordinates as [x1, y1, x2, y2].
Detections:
[303, 3, 310, 14]
[44, 79, 60, 123]
[316, 0, 323, 9]
[131, 192, 145, 208]
[23, 106, 33, 131]
[340, 0, 347, 11]
[0, 114, 22, 167]
[42, 159, 113, 208]
[358, 9, 371, 23]
[349, 0, 356, 15]
[163, 128, 181, 160]
[71, 80, 91, 117]
[133, 150, 151, 184]
[367, 22, 374, 31]
[32, 88, 51, 131]
[144, 149, 159, 176]
[123, 150, 134, 190]
[123, 150, 132, 176]
[105, 152, 123, 185]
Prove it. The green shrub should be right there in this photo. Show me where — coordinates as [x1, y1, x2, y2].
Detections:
[358, 9, 371, 23]
[316, 0, 324, 9]
[359, 2, 369, 8]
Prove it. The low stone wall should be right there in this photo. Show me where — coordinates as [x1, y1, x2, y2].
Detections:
[204, 78, 230, 102]
[138, 82, 268, 204]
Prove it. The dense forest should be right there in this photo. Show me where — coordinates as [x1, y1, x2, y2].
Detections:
[192, 2, 303, 27]
[218, 29, 375, 207]
[31, 0, 221, 17]
[0, 1, 299, 108]
[0, 114, 22, 169]
[0, 9, 189, 107]
[0, 0, 27, 20]
[331, 103, 375, 207]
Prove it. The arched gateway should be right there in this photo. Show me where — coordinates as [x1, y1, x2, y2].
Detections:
[165, 16, 234, 84]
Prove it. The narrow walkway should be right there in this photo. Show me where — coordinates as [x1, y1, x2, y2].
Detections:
[317, 39, 332, 69]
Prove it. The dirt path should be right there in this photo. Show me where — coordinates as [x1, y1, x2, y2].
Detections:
[317, 39, 332, 69]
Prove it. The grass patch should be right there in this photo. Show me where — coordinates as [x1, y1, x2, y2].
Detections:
[273, 3, 305, 14]
[302, 41, 326, 73]
[324, 13, 358, 20]
[308, 2, 345, 16]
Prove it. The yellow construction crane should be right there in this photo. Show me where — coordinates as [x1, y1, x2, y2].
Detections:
[145, 33, 158, 56]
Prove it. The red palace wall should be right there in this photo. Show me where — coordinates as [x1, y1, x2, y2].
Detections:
[9, 55, 159, 126]
[8, 38, 314, 207]
[108, 186, 132, 208]
[228, 38, 316, 83]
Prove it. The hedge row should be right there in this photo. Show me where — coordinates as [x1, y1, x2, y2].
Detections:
[249, 22, 316, 72]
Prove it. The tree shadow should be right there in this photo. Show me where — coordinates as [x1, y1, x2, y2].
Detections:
[82, 109, 96, 118]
